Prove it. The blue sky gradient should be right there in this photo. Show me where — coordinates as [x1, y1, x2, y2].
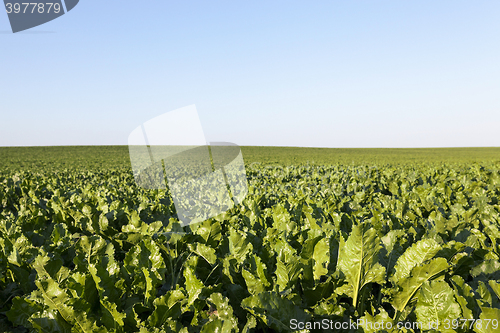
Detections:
[1, 1, 499, 147]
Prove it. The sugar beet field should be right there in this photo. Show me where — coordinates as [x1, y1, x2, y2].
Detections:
[2, 146, 500, 333]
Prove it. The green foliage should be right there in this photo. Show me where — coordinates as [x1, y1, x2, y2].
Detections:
[2, 146, 500, 332]
[336, 223, 386, 313]
[414, 280, 461, 332]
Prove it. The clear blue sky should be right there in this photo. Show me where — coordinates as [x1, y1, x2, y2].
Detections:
[1, 1, 499, 148]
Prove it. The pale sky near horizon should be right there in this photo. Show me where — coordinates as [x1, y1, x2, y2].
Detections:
[1, 1, 499, 148]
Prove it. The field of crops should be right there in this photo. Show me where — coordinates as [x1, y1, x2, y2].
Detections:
[2, 146, 500, 332]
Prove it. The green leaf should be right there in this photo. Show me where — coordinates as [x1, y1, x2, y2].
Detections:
[381, 229, 407, 277]
[247, 255, 270, 288]
[472, 260, 500, 280]
[73, 236, 108, 271]
[33, 255, 101, 333]
[189, 243, 217, 265]
[200, 318, 225, 333]
[241, 314, 257, 333]
[312, 237, 329, 281]
[242, 269, 266, 295]
[29, 309, 73, 333]
[241, 291, 311, 331]
[242, 255, 271, 296]
[391, 238, 441, 284]
[359, 308, 396, 333]
[228, 228, 253, 263]
[415, 280, 461, 332]
[450, 275, 477, 320]
[275, 256, 302, 293]
[148, 290, 186, 327]
[392, 257, 450, 315]
[300, 235, 323, 260]
[477, 281, 495, 308]
[99, 297, 126, 330]
[337, 223, 386, 308]
[34, 278, 95, 333]
[301, 277, 334, 308]
[272, 204, 296, 235]
[86, 239, 124, 321]
[190, 219, 222, 248]
[272, 237, 296, 263]
[473, 307, 500, 333]
[202, 293, 238, 332]
[66, 272, 98, 314]
[488, 280, 500, 302]
[436, 241, 466, 261]
[123, 239, 166, 306]
[184, 257, 205, 307]
[6, 297, 42, 328]
[381, 230, 406, 254]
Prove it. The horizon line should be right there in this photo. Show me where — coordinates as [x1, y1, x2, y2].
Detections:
[1, 145, 500, 149]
